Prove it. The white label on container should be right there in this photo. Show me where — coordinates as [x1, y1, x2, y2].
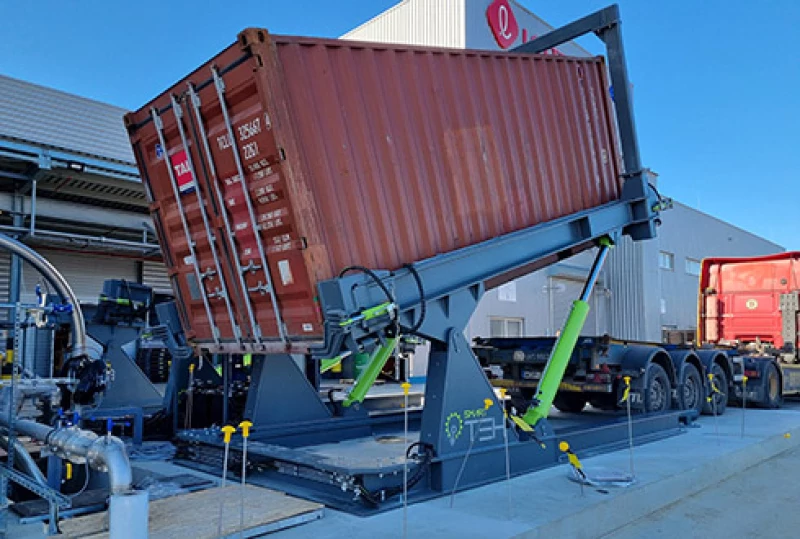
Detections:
[278, 259, 294, 286]
[183, 255, 195, 266]
[302, 323, 313, 332]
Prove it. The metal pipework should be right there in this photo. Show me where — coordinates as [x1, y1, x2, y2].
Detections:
[12, 419, 132, 494]
[0, 232, 98, 360]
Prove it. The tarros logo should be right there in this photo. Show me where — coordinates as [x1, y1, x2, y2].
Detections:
[170, 149, 196, 195]
[486, 0, 519, 49]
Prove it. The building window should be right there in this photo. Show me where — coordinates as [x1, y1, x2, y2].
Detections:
[497, 281, 517, 302]
[490, 317, 524, 337]
[659, 251, 674, 271]
[685, 258, 701, 276]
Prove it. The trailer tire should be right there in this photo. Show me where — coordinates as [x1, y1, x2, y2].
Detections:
[678, 363, 704, 415]
[759, 362, 783, 409]
[553, 392, 587, 414]
[702, 363, 728, 416]
[644, 363, 672, 413]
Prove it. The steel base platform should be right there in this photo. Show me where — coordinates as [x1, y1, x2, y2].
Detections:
[175, 408, 695, 515]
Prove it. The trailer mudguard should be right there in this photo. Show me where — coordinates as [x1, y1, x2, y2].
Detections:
[617, 345, 675, 410]
[695, 350, 734, 391]
[619, 345, 676, 383]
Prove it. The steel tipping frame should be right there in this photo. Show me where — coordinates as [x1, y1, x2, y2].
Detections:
[186, 4, 691, 511]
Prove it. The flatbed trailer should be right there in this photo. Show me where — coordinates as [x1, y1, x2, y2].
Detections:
[474, 336, 736, 416]
[475, 252, 800, 415]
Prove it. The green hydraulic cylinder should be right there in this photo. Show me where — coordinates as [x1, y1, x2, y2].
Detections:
[523, 240, 613, 427]
[343, 337, 399, 407]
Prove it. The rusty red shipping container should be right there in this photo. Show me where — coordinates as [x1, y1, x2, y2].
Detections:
[125, 29, 623, 351]
[700, 253, 800, 348]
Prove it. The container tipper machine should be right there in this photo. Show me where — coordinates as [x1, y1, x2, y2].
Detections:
[126, 6, 687, 512]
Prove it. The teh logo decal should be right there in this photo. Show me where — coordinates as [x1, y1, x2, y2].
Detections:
[486, 0, 519, 49]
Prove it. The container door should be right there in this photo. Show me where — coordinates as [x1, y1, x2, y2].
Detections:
[181, 59, 318, 344]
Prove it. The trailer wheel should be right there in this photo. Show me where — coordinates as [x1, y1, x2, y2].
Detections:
[759, 362, 783, 409]
[644, 363, 671, 413]
[702, 363, 728, 415]
[678, 364, 704, 415]
[553, 392, 587, 414]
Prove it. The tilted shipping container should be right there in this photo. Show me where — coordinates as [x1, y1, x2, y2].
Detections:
[126, 29, 624, 352]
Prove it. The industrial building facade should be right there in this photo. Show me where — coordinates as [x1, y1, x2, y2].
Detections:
[0, 74, 171, 308]
[0, 0, 783, 377]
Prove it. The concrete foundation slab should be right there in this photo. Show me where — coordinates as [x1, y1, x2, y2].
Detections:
[271, 403, 800, 539]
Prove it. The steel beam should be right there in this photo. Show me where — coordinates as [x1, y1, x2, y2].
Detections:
[513, 4, 653, 240]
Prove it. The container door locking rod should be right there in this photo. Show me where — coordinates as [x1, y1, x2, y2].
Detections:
[523, 237, 613, 427]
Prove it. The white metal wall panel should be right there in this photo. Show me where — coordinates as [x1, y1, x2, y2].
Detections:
[141, 261, 173, 295]
[0, 74, 134, 164]
[20, 249, 138, 305]
[341, 0, 465, 48]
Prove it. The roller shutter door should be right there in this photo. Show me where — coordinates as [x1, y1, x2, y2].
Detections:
[549, 277, 610, 336]
[0, 251, 9, 321]
[141, 260, 173, 295]
[20, 249, 138, 305]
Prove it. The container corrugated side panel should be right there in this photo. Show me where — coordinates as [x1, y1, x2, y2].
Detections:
[127, 33, 624, 348]
[274, 37, 622, 280]
[342, 0, 465, 48]
[0, 74, 135, 164]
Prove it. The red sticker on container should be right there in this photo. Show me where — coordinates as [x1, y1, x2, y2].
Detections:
[486, 0, 519, 50]
[170, 149, 195, 195]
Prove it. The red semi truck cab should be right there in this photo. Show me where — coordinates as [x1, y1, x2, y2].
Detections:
[699, 252, 800, 406]
[699, 252, 800, 352]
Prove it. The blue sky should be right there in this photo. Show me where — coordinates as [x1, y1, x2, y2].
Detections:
[1, 1, 798, 248]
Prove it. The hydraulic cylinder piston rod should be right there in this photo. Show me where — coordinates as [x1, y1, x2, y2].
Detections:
[523, 238, 613, 427]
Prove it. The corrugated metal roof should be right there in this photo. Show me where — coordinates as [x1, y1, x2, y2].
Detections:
[0, 74, 135, 165]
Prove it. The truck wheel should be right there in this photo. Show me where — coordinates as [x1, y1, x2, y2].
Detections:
[644, 363, 672, 413]
[702, 363, 728, 415]
[759, 362, 783, 409]
[553, 392, 587, 414]
[678, 364, 704, 415]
